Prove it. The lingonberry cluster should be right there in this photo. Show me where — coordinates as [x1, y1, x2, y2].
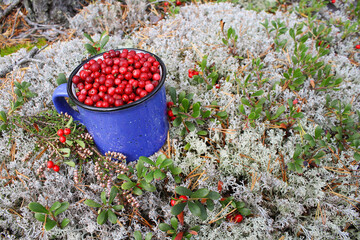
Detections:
[188, 69, 199, 78]
[170, 195, 188, 206]
[47, 160, 60, 172]
[72, 49, 162, 108]
[167, 101, 175, 121]
[57, 128, 71, 143]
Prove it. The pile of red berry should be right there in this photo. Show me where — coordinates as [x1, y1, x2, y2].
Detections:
[188, 69, 199, 78]
[72, 49, 162, 108]
[167, 101, 175, 121]
[57, 128, 71, 143]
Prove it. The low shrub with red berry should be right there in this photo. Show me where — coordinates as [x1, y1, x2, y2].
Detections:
[72, 49, 163, 108]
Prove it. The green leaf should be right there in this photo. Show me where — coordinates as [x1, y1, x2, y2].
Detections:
[97, 210, 108, 225]
[112, 205, 124, 211]
[14, 88, 22, 97]
[201, 55, 208, 72]
[56, 73, 67, 85]
[171, 202, 187, 216]
[145, 171, 154, 183]
[49, 202, 61, 212]
[175, 186, 193, 196]
[195, 201, 208, 220]
[314, 151, 325, 159]
[107, 210, 117, 224]
[45, 219, 57, 231]
[28, 202, 49, 214]
[172, 117, 182, 127]
[239, 208, 252, 216]
[83, 32, 94, 43]
[139, 156, 156, 166]
[295, 164, 303, 173]
[74, 139, 85, 149]
[169, 87, 177, 103]
[145, 233, 153, 240]
[100, 35, 109, 48]
[84, 43, 97, 55]
[293, 144, 302, 159]
[241, 98, 251, 107]
[109, 186, 118, 205]
[101, 191, 107, 205]
[65, 117, 73, 129]
[34, 213, 46, 222]
[170, 166, 182, 175]
[178, 91, 186, 105]
[84, 199, 102, 208]
[117, 174, 132, 182]
[139, 180, 156, 192]
[154, 169, 166, 180]
[156, 154, 166, 166]
[354, 152, 360, 161]
[197, 130, 207, 136]
[134, 231, 142, 240]
[315, 126, 323, 139]
[61, 218, 70, 229]
[191, 188, 209, 198]
[303, 134, 313, 141]
[181, 98, 190, 113]
[160, 158, 173, 169]
[0, 111, 7, 122]
[133, 186, 143, 196]
[54, 202, 69, 216]
[188, 201, 201, 216]
[236, 201, 246, 209]
[252, 90, 264, 97]
[58, 148, 71, 157]
[272, 105, 285, 120]
[206, 191, 221, 200]
[171, 217, 178, 230]
[293, 112, 304, 118]
[64, 161, 75, 167]
[159, 223, 172, 231]
[216, 111, 228, 119]
[121, 181, 136, 190]
[206, 199, 214, 211]
[185, 121, 195, 132]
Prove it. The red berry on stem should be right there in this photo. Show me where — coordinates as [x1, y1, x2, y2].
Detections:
[47, 161, 54, 169]
[331, 0, 336, 3]
[234, 214, 243, 223]
[179, 195, 188, 202]
[64, 128, 71, 135]
[215, 84, 220, 89]
[293, 99, 298, 105]
[171, 198, 177, 206]
[176, 0, 181, 6]
[53, 165, 60, 172]
[57, 129, 64, 136]
[59, 136, 66, 143]
[356, 45, 360, 49]
[168, 110, 174, 117]
[167, 101, 174, 108]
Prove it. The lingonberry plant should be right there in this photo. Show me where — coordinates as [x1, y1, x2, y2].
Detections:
[28, 201, 70, 231]
[169, 87, 228, 136]
[83, 31, 109, 56]
[159, 216, 200, 240]
[190, 55, 223, 90]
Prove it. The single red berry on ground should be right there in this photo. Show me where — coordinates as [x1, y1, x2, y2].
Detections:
[331, 0, 336, 3]
[47, 161, 54, 169]
[57, 129, 64, 136]
[53, 165, 60, 172]
[234, 214, 243, 223]
[356, 45, 360, 49]
[59, 136, 66, 143]
[64, 128, 71, 135]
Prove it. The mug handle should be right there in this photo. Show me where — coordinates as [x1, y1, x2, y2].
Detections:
[52, 83, 82, 122]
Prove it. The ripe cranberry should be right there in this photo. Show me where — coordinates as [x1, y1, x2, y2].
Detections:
[215, 84, 220, 89]
[164, 2, 169, 6]
[171, 198, 177, 206]
[83, 63, 90, 69]
[293, 99, 298, 105]
[153, 61, 160, 67]
[91, 94, 100, 103]
[108, 97, 115, 105]
[115, 99, 124, 107]
[84, 98, 94, 106]
[124, 87, 133, 95]
[59, 136, 66, 143]
[89, 59, 96, 65]
[141, 67, 150, 73]
[85, 84, 93, 91]
[152, 73, 161, 81]
[64, 128, 71, 135]
[140, 73, 148, 81]
[47, 161, 54, 169]
[98, 75, 106, 85]
[179, 195, 188, 202]
[78, 94, 86, 102]
[122, 94, 130, 102]
[57, 129, 64, 136]
[108, 87, 116, 95]
[96, 101, 103, 107]
[119, 67, 127, 75]
[356, 45, 360, 49]
[145, 83, 154, 93]
[102, 101, 109, 108]
[105, 66, 112, 74]
[115, 87, 124, 95]
[138, 80, 145, 88]
[113, 58, 120, 65]
[134, 62, 142, 69]
[152, 81, 158, 87]
[93, 82, 100, 89]
[79, 70, 91, 80]
[80, 89, 87, 96]
[331, 0, 335, 3]
[72, 75, 81, 84]
[167, 102, 174, 108]
[176, 1, 182, 6]
[234, 214, 243, 223]
[168, 110, 174, 117]
[53, 165, 60, 172]
[170, 116, 176, 121]
[132, 69, 141, 78]
[134, 96, 141, 101]
[89, 88, 98, 96]
[77, 82, 85, 90]
[125, 72, 133, 80]
[147, 56, 156, 63]
[89, 62, 100, 72]
[105, 79, 114, 87]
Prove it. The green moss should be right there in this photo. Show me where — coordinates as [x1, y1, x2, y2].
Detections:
[0, 38, 47, 57]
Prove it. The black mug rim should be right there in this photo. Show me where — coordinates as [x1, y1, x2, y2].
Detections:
[67, 48, 167, 112]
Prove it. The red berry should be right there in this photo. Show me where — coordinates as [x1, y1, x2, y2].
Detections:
[64, 128, 71, 135]
[145, 83, 154, 93]
[53, 165, 60, 172]
[59, 136, 66, 143]
[176, 0, 181, 6]
[164, 2, 169, 6]
[356, 45, 360, 49]
[215, 84, 220, 89]
[168, 110, 174, 117]
[171, 198, 177, 206]
[179, 195, 188, 202]
[170, 116, 176, 121]
[47, 161, 54, 169]
[293, 99, 298, 105]
[331, 0, 335, 3]
[167, 101, 174, 108]
[234, 214, 243, 223]
[57, 129, 64, 136]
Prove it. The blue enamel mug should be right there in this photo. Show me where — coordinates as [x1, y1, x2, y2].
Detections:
[52, 49, 168, 162]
